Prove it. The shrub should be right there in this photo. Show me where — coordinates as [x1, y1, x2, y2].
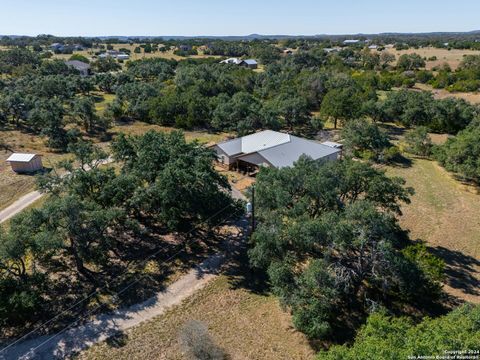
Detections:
[435, 120, 480, 182]
[0, 276, 44, 326]
[404, 126, 433, 157]
[381, 145, 402, 164]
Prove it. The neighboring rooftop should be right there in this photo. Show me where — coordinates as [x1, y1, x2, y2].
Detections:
[220, 57, 244, 65]
[65, 60, 90, 70]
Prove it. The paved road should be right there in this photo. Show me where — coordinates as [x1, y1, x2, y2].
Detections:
[0, 191, 43, 224]
[0, 188, 248, 359]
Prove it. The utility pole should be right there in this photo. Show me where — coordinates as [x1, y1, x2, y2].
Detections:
[251, 184, 255, 232]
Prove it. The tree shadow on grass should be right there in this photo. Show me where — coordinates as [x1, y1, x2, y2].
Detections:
[428, 245, 480, 298]
[379, 123, 406, 140]
[222, 238, 271, 296]
[388, 153, 413, 168]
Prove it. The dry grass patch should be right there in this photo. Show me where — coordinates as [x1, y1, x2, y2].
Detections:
[414, 83, 480, 105]
[79, 275, 315, 360]
[215, 166, 255, 194]
[110, 121, 231, 144]
[386, 47, 480, 70]
[386, 157, 480, 303]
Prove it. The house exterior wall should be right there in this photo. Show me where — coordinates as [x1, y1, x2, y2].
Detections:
[213, 146, 234, 167]
[9, 156, 43, 173]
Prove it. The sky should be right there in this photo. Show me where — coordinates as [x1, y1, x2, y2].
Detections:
[1, 0, 480, 37]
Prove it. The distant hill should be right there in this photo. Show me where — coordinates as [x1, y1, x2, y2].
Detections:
[1, 31, 480, 41]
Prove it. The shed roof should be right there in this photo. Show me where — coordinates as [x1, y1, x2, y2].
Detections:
[243, 59, 258, 65]
[6, 153, 39, 163]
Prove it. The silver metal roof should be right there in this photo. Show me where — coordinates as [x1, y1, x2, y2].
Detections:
[217, 130, 290, 156]
[321, 141, 343, 149]
[6, 153, 39, 163]
[217, 137, 242, 155]
[258, 135, 340, 168]
[65, 60, 90, 70]
[215, 131, 340, 168]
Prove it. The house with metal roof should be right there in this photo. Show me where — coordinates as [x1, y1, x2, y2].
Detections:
[65, 60, 91, 76]
[220, 58, 258, 69]
[6, 153, 43, 174]
[212, 130, 340, 171]
[242, 59, 258, 69]
[220, 58, 244, 65]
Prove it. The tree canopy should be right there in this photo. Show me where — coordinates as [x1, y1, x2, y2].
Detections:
[249, 157, 442, 339]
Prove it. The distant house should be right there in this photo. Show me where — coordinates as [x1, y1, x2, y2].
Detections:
[343, 39, 360, 45]
[323, 47, 341, 53]
[220, 57, 244, 65]
[65, 60, 91, 76]
[116, 53, 130, 60]
[212, 130, 340, 171]
[6, 153, 43, 174]
[72, 44, 84, 51]
[50, 43, 65, 52]
[220, 58, 258, 69]
[242, 59, 258, 69]
[368, 45, 378, 50]
[98, 51, 129, 60]
[178, 45, 192, 51]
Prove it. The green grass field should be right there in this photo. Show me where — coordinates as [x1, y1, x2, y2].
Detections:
[387, 157, 480, 303]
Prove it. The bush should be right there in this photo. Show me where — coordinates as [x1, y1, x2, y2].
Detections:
[446, 79, 480, 92]
[179, 320, 227, 360]
[402, 243, 445, 296]
[415, 70, 434, 84]
[435, 120, 480, 182]
[404, 126, 433, 157]
[381, 145, 402, 164]
[0, 276, 44, 326]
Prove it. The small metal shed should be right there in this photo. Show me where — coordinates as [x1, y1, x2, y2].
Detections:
[6, 153, 43, 173]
